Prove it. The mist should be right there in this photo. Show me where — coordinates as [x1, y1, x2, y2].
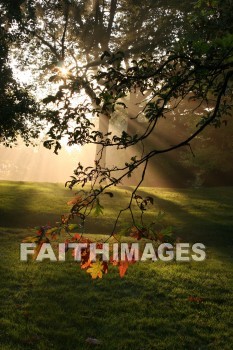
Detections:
[0, 141, 95, 183]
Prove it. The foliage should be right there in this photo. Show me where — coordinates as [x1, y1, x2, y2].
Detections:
[0, 6, 41, 146]
[178, 118, 233, 186]
[22, 190, 175, 278]
[0, 0, 233, 251]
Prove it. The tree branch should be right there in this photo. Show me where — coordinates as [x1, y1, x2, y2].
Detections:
[61, 0, 70, 61]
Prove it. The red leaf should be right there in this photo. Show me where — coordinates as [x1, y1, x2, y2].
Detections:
[102, 261, 108, 274]
[81, 259, 91, 269]
[119, 260, 129, 278]
[72, 233, 81, 241]
[130, 226, 142, 240]
[67, 195, 83, 206]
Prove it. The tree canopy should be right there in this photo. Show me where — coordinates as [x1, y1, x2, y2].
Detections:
[0, 3, 40, 145]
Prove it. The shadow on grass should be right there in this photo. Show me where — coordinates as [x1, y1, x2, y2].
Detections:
[86, 186, 233, 247]
[1, 182, 233, 254]
[136, 187, 233, 256]
[0, 182, 71, 229]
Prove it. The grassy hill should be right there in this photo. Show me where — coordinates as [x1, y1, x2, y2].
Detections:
[0, 180, 233, 245]
[0, 181, 233, 349]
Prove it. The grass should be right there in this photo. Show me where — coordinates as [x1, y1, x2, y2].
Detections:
[0, 181, 233, 349]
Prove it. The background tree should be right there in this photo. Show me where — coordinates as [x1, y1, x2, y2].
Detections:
[0, 0, 232, 229]
[61, 0, 233, 223]
[0, 0, 192, 158]
[0, 0, 41, 146]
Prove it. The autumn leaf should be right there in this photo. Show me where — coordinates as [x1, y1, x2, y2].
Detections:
[67, 195, 91, 207]
[130, 225, 149, 240]
[46, 227, 58, 235]
[71, 233, 81, 241]
[45, 227, 60, 241]
[22, 236, 40, 243]
[81, 247, 90, 261]
[96, 242, 103, 249]
[80, 237, 92, 244]
[110, 257, 119, 266]
[67, 195, 83, 206]
[102, 261, 108, 274]
[119, 260, 129, 278]
[87, 261, 104, 279]
[61, 215, 69, 224]
[130, 226, 143, 240]
[81, 259, 91, 269]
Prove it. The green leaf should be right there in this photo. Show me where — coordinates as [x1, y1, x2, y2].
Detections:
[160, 226, 173, 237]
[68, 224, 79, 231]
[94, 199, 104, 216]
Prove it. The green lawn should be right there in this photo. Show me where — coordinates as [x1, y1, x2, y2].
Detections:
[0, 181, 233, 349]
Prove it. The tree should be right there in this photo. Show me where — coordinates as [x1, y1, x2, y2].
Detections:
[57, 0, 233, 226]
[0, 1, 41, 146]
[0, 0, 192, 158]
[0, 0, 232, 232]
